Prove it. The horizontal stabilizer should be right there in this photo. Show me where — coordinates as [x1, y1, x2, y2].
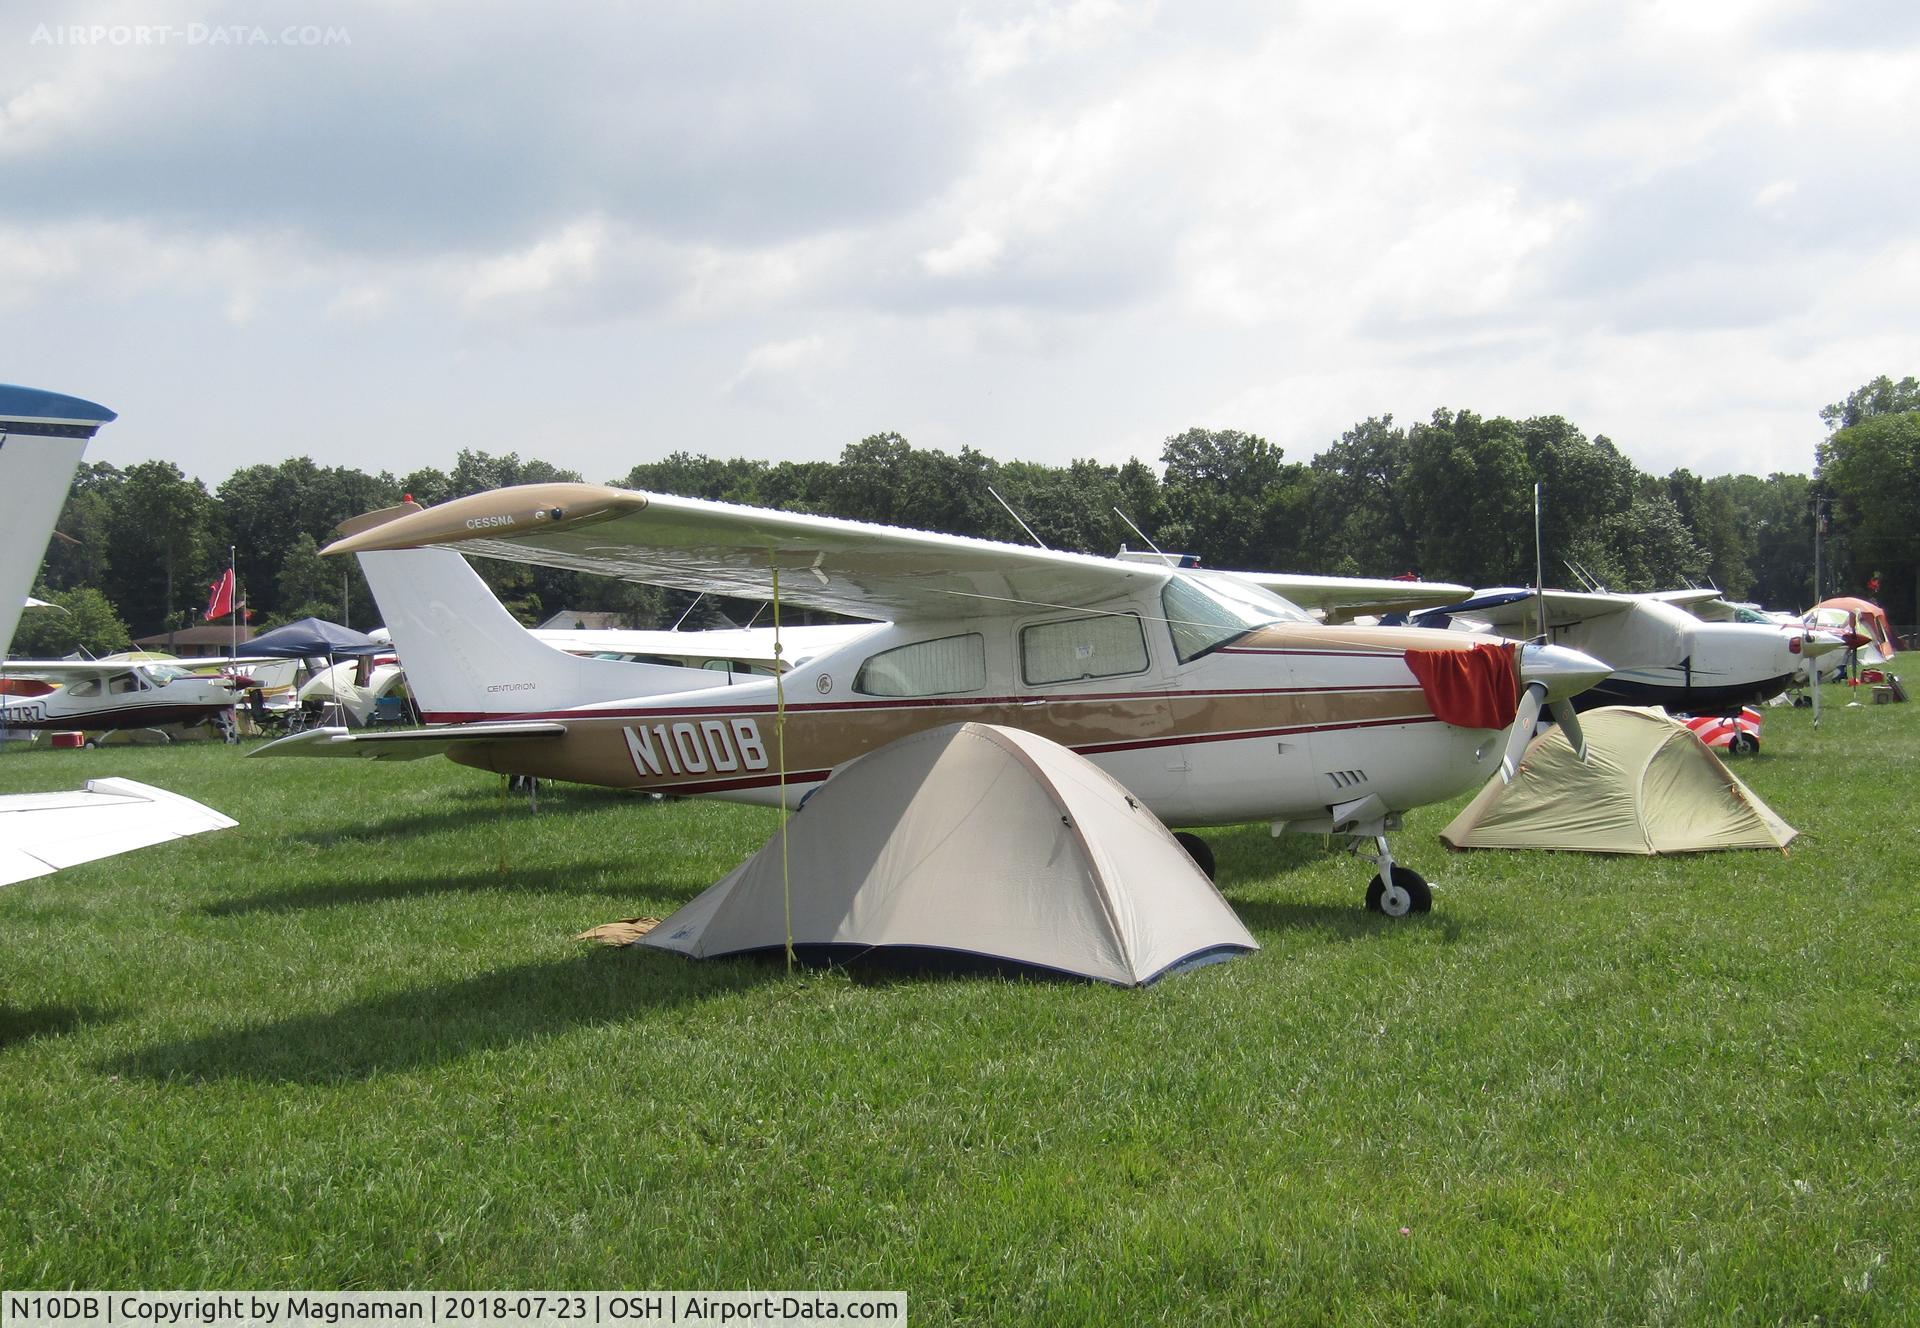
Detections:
[0, 777, 235, 888]
[247, 721, 570, 761]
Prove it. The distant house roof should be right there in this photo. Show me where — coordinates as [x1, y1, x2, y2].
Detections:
[134, 625, 258, 653]
[537, 610, 625, 630]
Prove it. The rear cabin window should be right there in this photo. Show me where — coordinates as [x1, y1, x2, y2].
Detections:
[853, 633, 987, 697]
[1020, 614, 1150, 686]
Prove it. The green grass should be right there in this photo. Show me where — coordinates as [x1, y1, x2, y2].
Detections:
[2, 689, 1916, 1323]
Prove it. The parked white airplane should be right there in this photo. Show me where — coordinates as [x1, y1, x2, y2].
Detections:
[1408, 587, 1845, 713]
[254, 485, 1608, 915]
[0, 658, 240, 739]
[0, 384, 235, 887]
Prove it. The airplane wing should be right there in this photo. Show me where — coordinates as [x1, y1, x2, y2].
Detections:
[0, 778, 235, 888]
[0, 658, 148, 681]
[248, 721, 571, 762]
[1640, 589, 1732, 619]
[324, 484, 1171, 622]
[1421, 588, 1637, 631]
[532, 622, 877, 668]
[1229, 573, 1471, 623]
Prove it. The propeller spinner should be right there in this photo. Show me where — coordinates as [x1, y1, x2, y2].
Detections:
[1502, 642, 1608, 782]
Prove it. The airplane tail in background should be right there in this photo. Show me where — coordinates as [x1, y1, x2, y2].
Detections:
[354, 539, 729, 721]
[1, 385, 117, 653]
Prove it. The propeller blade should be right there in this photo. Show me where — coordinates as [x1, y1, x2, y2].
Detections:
[1549, 697, 1586, 762]
[1501, 681, 1547, 783]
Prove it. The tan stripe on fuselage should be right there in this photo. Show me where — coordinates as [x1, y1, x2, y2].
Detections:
[444, 683, 1435, 792]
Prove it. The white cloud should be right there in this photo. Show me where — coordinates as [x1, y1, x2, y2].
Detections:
[4, 0, 1919, 486]
[456, 218, 610, 309]
[723, 334, 833, 411]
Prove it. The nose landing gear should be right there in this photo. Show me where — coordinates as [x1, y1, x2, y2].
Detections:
[1361, 842, 1433, 917]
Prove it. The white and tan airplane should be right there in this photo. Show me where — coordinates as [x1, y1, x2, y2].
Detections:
[253, 484, 1608, 915]
[0, 383, 236, 887]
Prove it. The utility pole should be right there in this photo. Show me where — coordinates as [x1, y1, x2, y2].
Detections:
[1812, 494, 1826, 609]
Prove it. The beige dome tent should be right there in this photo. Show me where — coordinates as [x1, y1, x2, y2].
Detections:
[642, 722, 1258, 985]
[1440, 706, 1796, 854]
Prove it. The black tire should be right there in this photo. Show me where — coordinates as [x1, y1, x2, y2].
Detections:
[1365, 865, 1432, 917]
[1728, 732, 1760, 755]
[1174, 831, 1216, 880]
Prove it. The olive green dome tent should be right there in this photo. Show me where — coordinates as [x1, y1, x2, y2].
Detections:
[1440, 706, 1796, 855]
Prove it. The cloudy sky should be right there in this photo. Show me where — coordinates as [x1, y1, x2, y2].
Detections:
[5, 0, 1918, 488]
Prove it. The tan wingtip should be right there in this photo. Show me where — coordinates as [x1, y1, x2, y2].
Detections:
[322, 483, 647, 556]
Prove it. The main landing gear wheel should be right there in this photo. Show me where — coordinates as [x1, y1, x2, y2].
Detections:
[1174, 831, 1216, 880]
[1365, 865, 1432, 917]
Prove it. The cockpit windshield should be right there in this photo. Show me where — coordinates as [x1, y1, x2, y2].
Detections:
[140, 664, 196, 684]
[1161, 570, 1310, 663]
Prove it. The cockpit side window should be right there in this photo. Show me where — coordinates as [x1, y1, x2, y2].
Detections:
[854, 633, 987, 697]
[1020, 614, 1149, 685]
[1161, 573, 1292, 663]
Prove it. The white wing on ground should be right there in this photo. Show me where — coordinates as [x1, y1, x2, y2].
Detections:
[0, 778, 236, 887]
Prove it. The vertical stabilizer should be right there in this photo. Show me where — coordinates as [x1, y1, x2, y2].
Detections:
[0, 385, 116, 653]
[355, 544, 730, 719]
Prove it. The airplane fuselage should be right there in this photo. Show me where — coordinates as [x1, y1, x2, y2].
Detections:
[426, 619, 1509, 829]
[0, 670, 233, 734]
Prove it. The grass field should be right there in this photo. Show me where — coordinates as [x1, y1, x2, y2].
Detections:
[3, 690, 1916, 1323]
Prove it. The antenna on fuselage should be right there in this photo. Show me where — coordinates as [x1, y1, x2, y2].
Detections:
[1533, 482, 1549, 645]
[669, 592, 707, 631]
[988, 486, 1049, 550]
[1112, 507, 1168, 561]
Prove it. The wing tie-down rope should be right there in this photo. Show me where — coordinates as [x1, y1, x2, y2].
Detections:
[772, 563, 794, 971]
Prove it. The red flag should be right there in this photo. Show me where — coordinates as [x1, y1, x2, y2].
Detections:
[203, 568, 234, 621]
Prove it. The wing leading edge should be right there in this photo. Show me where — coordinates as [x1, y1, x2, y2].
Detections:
[323, 483, 1170, 623]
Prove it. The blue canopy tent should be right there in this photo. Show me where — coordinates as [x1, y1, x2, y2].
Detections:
[240, 618, 384, 731]
[242, 618, 381, 658]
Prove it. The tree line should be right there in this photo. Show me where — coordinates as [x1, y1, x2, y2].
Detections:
[17, 375, 1916, 657]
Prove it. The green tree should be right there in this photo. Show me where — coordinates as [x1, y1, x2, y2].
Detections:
[1601, 486, 1709, 591]
[11, 586, 133, 657]
[1159, 427, 1313, 571]
[815, 434, 999, 537]
[272, 532, 344, 624]
[1304, 417, 1415, 577]
[1740, 472, 1815, 609]
[1821, 374, 1920, 431]
[1517, 418, 1638, 586]
[108, 461, 213, 636]
[1402, 410, 1532, 584]
[1817, 409, 1920, 622]
[618, 452, 771, 503]
[38, 462, 123, 592]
